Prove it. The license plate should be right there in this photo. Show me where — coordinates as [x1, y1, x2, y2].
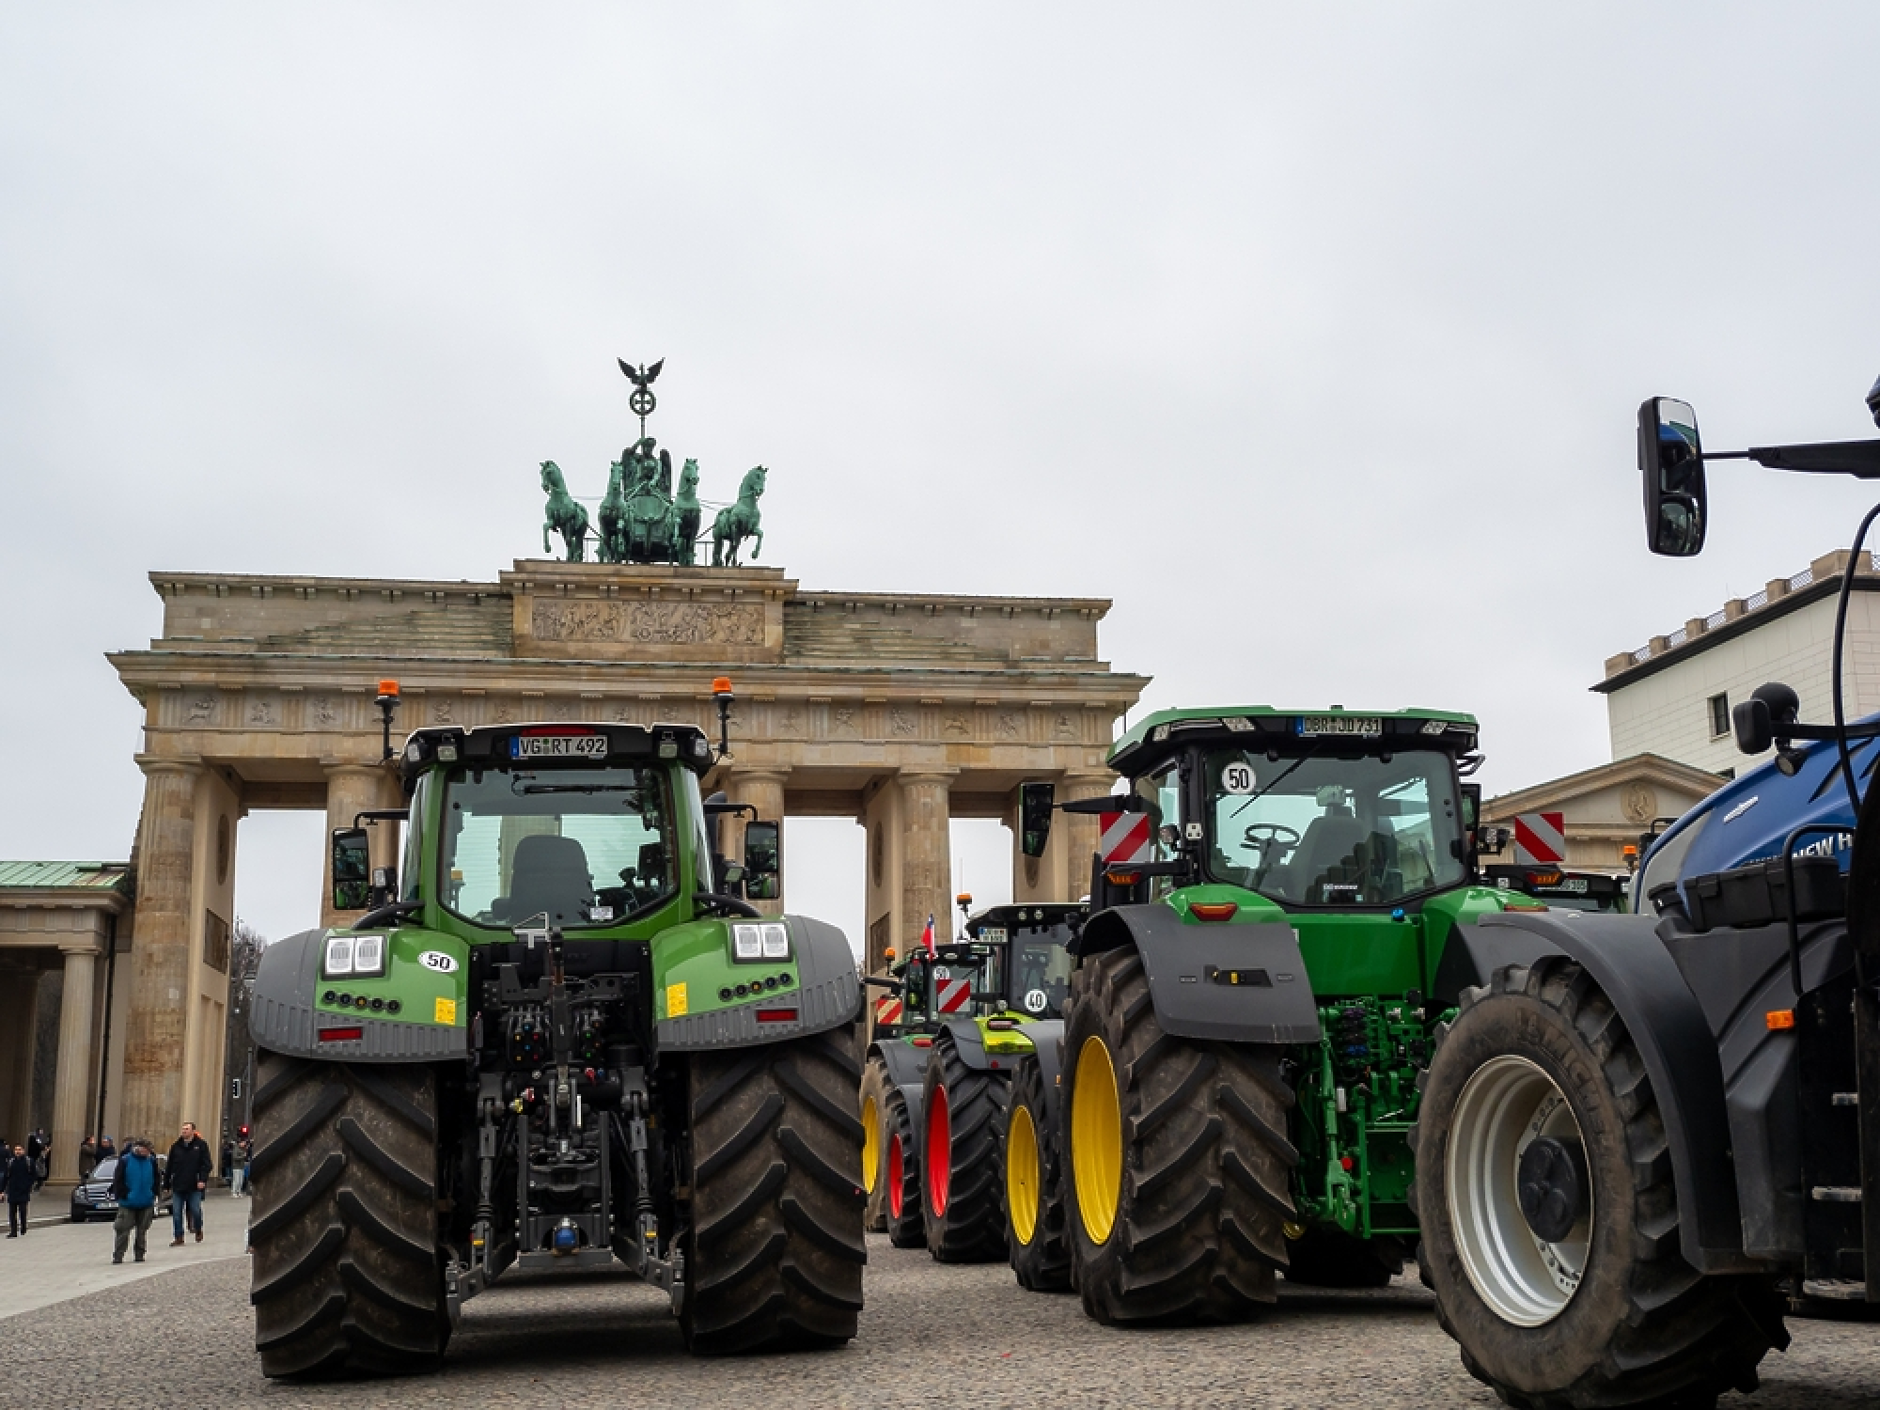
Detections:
[510, 735, 607, 759]
[979, 927, 1007, 944]
[1298, 715, 1382, 738]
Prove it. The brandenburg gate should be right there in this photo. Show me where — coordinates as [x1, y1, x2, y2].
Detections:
[104, 560, 1147, 1159]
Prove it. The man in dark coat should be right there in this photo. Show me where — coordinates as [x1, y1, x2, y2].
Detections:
[3, 1143, 34, 1236]
[165, 1121, 213, 1245]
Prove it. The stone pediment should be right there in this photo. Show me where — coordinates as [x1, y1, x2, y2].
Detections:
[1481, 753, 1726, 871]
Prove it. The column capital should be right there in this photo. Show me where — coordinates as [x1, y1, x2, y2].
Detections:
[57, 939, 104, 959]
[727, 766, 792, 786]
[322, 759, 392, 779]
[135, 754, 204, 778]
[1061, 772, 1116, 796]
[896, 767, 959, 787]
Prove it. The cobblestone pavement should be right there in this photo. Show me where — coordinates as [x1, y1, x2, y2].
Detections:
[8, 1235, 1880, 1408]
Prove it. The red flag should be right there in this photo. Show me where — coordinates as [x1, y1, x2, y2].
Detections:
[921, 913, 936, 957]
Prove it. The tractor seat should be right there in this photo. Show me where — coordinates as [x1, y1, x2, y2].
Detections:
[506, 834, 595, 927]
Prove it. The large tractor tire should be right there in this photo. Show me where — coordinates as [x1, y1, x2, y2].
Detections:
[683, 1026, 867, 1354]
[1003, 1054, 1071, 1292]
[1282, 1228, 1402, 1289]
[1063, 944, 1296, 1325]
[860, 1054, 893, 1233]
[884, 1088, 925, 1248]
[922, 1031, 1008, 1263]
[1412, 958, 1788, 1409]
[247, 1051, 447, 1379]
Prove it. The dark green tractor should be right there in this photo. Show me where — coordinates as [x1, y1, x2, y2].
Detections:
[1002, 705, 1538, 1318]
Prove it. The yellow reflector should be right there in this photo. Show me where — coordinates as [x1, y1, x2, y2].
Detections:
[1766, 1009, 1796, 1031]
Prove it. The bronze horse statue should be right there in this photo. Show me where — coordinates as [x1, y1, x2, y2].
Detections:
[540, 461, 589, 562]
[712, 466, 766, 567]
[596, 458, 630, 563]
[672, 459, 702, 566]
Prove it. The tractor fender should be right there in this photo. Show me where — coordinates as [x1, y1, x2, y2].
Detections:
[873, 1034, 930, 1108]
[1077, 905, 1323, 1044]
[937, 1018, 991, 1072]
[658, 914, 861, 1050]
[249, 926, 468, 1063]
[1472, 911, 1756, 1274]
[1023, 1019, 1067, 1131]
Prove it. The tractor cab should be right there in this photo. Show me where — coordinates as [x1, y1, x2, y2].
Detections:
[964, 902, 1081, 1019]
[896, 941, 1002, 1026]
[1091, 706, 1488, 915]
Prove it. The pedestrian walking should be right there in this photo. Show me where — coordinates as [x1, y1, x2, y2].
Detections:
[26, 1129, 48, 1191]
[4, 1143, 35, 1235]
[110, 1138, 160, 1264]
[165, 1121, 212, 1246]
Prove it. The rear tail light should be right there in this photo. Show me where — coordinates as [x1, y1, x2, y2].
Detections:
[755, 1007, 798, 1024]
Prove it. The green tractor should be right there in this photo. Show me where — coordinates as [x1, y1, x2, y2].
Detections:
[1002, 705, 1537, 1318]
[918, 903, 1081, 1267]
[859, 913, 1008, 1248]
[245, 708, 865, 1377]
[860, 902, 1080, 1262]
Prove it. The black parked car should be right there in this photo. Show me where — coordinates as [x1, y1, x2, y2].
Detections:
[69, 1157, 118, 1222]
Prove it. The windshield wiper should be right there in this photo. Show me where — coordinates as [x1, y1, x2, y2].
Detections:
[1229, 741, 1321, 818]
[514, 782, 641, 797]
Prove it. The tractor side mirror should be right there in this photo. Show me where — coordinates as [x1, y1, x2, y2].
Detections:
[331, 828, 371, 911]
[1638, 396, 1707, 557]
[742, 820, 781, 901]
[1018, 781, 1055, 858]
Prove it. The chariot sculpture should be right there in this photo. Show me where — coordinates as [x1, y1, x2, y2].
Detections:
[538, 358, 766, 567]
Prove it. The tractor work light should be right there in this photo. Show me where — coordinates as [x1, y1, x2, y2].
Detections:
[352, 933, 386, 976]
[437, 739, 460, 763]
[323, 935, 355, 977]
[730, 922, 792, 963]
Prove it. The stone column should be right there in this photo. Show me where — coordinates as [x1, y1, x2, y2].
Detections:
[120, 757, 203, 1147]
[897, 770, 956, 958]
[48, 939, 101, 1185]
[322, 763, 398, 929]
[727, 769, 789, 916]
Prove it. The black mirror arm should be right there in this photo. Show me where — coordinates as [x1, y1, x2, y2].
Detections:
[353, 899, 421, 930]
[862, 975, 904, 993]
[1694, 440, 1880, 478]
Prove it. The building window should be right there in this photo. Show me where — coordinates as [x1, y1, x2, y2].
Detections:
[1707, 692, 1730, 738]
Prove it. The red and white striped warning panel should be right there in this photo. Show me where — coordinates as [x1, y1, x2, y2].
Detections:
[1513, 812, 1566, 865]
[936, 976, 973, 1013]
[1100, 811, 1153, 866]
[874, 995, 904, 1027]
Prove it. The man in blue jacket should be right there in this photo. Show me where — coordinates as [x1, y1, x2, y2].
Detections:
[110, 1139, 160, 1264]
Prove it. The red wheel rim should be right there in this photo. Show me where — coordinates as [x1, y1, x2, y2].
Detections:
[927, 1087, 951, 1217]
[887, 1134, 904, 1219]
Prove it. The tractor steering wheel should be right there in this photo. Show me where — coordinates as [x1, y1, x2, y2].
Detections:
[1242, 822, 1301, 853]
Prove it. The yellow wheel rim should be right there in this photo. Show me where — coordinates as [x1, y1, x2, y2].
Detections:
[1071, 1035, 1122, 1245]
[1007, 1101, 1040, 1247]
[861, 1092, 880, 1194]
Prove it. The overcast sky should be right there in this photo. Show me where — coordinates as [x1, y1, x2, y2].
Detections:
[6, 5, 1880, 945]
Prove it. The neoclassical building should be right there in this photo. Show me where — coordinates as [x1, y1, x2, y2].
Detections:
[94, 559, 1147, 1179]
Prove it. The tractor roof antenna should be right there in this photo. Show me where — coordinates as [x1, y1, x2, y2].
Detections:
[712, 677, 735, 762]
[375, 680, 401, 763]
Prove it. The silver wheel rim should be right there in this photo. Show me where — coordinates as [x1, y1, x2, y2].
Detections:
[1446, 1054, 1592, 1326]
